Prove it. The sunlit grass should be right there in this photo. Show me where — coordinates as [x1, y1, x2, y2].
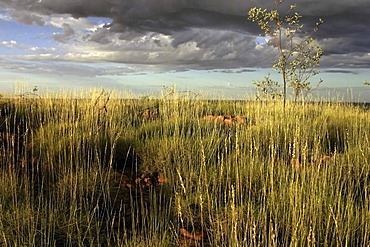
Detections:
[0, 91, 369, 246]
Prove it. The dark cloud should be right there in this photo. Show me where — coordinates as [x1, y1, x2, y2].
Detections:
[321, 53, 370, 69]
[53, 23, 75, 43]
[86, 27, 112, 44]
[0, 57, 139, 77]
[1, 0, 370, 70]
[8, 9, 45, 25]
[323, 69, 359, 75]
[316, 13, 370, 56]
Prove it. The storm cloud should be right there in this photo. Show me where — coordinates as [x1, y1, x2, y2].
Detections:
[1, 0, 370, 70]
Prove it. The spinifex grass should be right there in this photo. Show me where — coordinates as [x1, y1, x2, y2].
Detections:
[0, 92, 369, 246]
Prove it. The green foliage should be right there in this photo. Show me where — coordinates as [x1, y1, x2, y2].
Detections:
[253, 74, 282, 101]
[248, 0, 324, 105]
[162, 84, 200, 99]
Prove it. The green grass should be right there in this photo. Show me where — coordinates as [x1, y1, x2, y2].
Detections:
[0, 92, 369, 246]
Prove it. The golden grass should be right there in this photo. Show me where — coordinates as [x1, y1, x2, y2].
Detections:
[0, 92, 369, 246]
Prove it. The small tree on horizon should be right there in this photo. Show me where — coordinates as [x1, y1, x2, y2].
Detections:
[248, 0, 323, 107]
[253, 74, 282, 102]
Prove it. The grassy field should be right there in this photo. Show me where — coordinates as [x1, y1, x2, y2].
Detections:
[0, 91, 369, 246]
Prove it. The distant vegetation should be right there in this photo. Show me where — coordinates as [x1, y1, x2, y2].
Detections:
[0, 90, 369, 246]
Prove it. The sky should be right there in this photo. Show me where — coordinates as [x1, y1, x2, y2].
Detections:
[0, 0, 370, 101]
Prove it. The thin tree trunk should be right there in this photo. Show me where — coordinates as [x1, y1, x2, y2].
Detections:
[283, 68, 287, 109]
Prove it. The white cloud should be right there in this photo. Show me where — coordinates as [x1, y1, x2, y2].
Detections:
[46, 15, 99, 31]
[2, 40, 17, 47]
[1, 40, 57, 54]
[0, 12, 12, 21]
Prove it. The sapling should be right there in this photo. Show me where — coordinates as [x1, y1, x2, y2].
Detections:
[248, 0, 323, 106]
